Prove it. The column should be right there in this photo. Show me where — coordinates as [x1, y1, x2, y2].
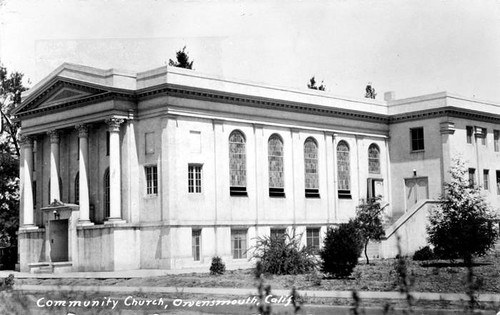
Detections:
[440, 121, 455, 194]
[105, 118, 125, 223]
[47, 129, 60, 203]
[76, 124, 93, 225]
[20, 135, 35, 227]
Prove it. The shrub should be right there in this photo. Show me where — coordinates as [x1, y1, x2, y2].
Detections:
[252, 232, 317, 275]
[412, 246, 435, 261]
[209, 256, 226, 275]
[427, 158, 498, 264]
[320, 220, 363, 278]
[0, 274, 14, 291]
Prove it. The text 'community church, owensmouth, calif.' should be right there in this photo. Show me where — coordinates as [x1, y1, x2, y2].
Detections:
[13, 63, 500, 273]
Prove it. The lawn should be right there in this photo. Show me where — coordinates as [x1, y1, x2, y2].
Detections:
[17, 250, 500, 294]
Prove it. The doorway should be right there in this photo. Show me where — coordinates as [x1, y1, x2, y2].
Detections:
[49, 219, 68, 262]
[404, 177, 429, 211]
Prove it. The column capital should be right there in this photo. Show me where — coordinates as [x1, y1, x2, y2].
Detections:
[440, 121, 456, 135]
[105, 118, 125, 132]
[19, 134, 33, 147]
[47, 129, 60, 143]
[76, 124, 89, 138]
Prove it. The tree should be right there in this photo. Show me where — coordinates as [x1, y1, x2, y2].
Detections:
[355, 197, 386, 264]
[0, 63, 26, 268]
[365, 83, 376, 99]
[320, 220, 363, 278]
[307, 76, 325, 91]
[168, 46, 194, 70]
[0, 141, 19, 249]
[427, 157, 498, 264]
[1, 64, 28, 157]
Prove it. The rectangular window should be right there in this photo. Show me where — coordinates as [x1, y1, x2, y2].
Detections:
[145, 132, 155, 155]
[497, 171, 500, 195]
[145, 165, 158, 195]
[410, 127, 424, 151]
[231, 230, 247, 259]
[192, 229, 201, 261]
[106, 131, 110, 156]
[484, 170, 489, 190]
[188, 165, 202, 193]
[466, 126, 473, 144]
[270, 228, 286, 240]
[494, 130, 500, 152]
[306, 228, 320, 254]
[468, 168, 476, 186]
[481, 128, 487, 145]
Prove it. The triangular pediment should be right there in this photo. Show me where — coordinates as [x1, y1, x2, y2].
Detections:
[15, 79, 110, 116]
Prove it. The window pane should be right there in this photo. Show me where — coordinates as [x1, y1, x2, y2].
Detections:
[368, 144, 380, 174]
[268, 135, 284, 188]
[304, 138, 319, 189]
[192, 230, 201, 261]
[229, 131, 247, 187]
[337, 141, 350, 190]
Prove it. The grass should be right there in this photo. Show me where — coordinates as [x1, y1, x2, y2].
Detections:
[17, 250, 500, 294]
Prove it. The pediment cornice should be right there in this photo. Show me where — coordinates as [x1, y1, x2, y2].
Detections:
[14, 77, 135, 118]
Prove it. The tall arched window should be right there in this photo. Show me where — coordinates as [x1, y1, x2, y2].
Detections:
[104, 168, 110, 218]
[229, 130, 247, 196]
[268, 134, 285, 197]
[74, 172, 80, 204]
[304, 137, 320, 198]
[337, 141, 351, 198]
[368, 144, 381, 174]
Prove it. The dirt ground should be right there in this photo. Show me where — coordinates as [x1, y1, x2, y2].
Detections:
[17, 250, 500, 294]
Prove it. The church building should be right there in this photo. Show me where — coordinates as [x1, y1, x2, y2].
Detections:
[13, 63, 500, 272]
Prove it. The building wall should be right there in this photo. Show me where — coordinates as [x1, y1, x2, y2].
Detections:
[389, 117, 444, 218]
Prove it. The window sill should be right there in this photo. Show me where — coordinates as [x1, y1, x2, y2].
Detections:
[230, 187, 248, 197]
[410, 150, 425, 153]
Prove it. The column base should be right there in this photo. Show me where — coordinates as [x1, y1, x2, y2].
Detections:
[104, 218, 126, 225]
[77, 220, 94, 227]
[19, 225, 39, 231]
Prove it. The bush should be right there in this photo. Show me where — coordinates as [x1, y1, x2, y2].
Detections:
[252, 232, 317, 275]
[0, 274, 14, 291]
[320, 220, 363, 278]
[427, 158, 498, 263]
[209, 256, 226, 275]
[413, 246, 435, 261]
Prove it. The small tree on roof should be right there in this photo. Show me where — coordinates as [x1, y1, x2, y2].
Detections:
[307, 76, 325, 91]
[168, 46, 194, 70]
[365, 83, 376, 99]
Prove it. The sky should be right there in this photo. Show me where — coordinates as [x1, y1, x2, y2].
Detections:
[1, 0, 500, 102]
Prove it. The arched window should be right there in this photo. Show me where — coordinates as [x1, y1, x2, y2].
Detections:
[229, 130, 247, 196]
[368, 144, 381, 174]
[75, 172, 80, 204]
[337, 141, 351, 198]
[104, 168, 110, 218]
[304, 137, 320, 198]
[268, 134, 285, 197]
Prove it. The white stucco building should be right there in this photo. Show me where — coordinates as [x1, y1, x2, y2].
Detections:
[13, 63, 500, 272]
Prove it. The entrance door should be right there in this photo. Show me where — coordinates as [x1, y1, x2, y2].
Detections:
[50, 219, 68, 262]
[404, 177, 428, 211]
